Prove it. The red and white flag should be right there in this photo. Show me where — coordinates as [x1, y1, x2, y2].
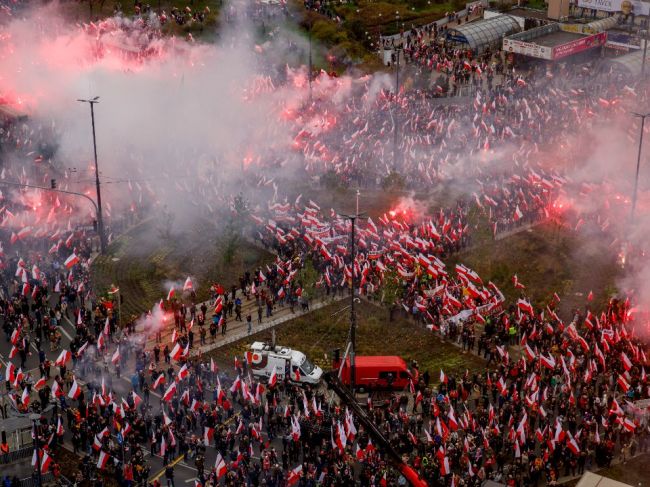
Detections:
[68, 379, 81, 399]
[64, 253, 79, 269]
[183, 277, 193, 291]
[440, 456, 451, 476]
[111, 347, 121, 365]
[287, 465, 303, 486]
[40, 451, 52, 473]
[163, 383, 177, 401]
[215, 453, 227, 478]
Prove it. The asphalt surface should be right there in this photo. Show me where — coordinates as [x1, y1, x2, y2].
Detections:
[0, 286, 329, 485]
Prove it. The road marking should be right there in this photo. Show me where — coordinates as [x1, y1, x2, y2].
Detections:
[184, 478, 197, 483]
[149, 453, 185, 482]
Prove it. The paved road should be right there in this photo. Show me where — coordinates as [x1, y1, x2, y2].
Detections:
[0, 281, 345, 485]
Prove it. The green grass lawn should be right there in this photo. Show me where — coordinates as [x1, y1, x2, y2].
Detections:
[91, 218, 273, 320]
[448, 221, 621, 318]
[216, 299, 486, 377]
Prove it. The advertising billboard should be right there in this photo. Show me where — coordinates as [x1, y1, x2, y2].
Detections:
[577, 0, 650, 15]
[503, 38, 553, 59]
[552, 32, 607, 60]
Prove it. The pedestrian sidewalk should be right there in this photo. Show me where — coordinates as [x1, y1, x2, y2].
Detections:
[142, 289, 346, 356]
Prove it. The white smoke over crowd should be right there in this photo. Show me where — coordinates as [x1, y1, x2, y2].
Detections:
[2, 1, 650, 328]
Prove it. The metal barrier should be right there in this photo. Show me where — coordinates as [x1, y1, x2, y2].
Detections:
[0, 445, 35, 464]
[18, 473, 54, 487]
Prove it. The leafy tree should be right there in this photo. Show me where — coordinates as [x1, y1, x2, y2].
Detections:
[381, 269, 403, 305]
[299, 259, 320, 299]
[382, 171, 406, 191]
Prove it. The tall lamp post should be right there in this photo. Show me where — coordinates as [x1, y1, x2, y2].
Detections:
[78, 97, 107, 253]
[641, 29, 648, 78]
[631, 111, 649, 222]
[341, 211, 367, 394]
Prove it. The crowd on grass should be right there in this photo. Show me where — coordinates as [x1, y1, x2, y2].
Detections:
[0, 15, 650, 487]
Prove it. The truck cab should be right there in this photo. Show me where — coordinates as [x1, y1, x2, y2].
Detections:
[246, 342, 323, 385]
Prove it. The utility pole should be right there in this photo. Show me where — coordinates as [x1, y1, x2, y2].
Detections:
[78, 97, 107, 253]
[341, 210, 367, 394]
[631, 111, 649, 222]
[349, 215, 357, 393]
[642, 29, 648, 78]
[356, 188, 360, 216]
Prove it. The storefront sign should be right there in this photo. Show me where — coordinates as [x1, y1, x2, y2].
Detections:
[503, 38, 553, 60]
[552, 32, 607, 60]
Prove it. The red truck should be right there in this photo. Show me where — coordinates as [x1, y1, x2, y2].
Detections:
[333, 353, 412, 392]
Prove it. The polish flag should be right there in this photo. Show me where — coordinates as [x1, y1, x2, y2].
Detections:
[64, 253, 79, 269]
[51, 380, 61, 399]
[183, 277, 193, 291]
[153, 374, 165, 390]
[210, 358, 217, 373]
[517, 299, 533, 315]
[440, 456, 451, 476]
[178, 364, 189, 381]
[524, 343, 536, 361]
[617, 375, 630, 393]
[170, 343, 183, 361]
[92, 435, 102, 451]
[621, 352, 633, 371]
[215, 453, 227, 479]
[204, 427, 214, 446]
[132, 392, 143, 408]
[171, 329, 178, 343]
[513, 206, 523, 221]
[440, 369, 448, 384]
[167, 287, 175, 301]
[57, 417, 64, 436]
[163, 383, 177, 401]
[269, 369, 277, 388]
[621, 418, 636, 432]
[77, 341, 89, 357]
[287, 465, 303, 486]
[21, 387, 30, 406]
[68, 379, 81, 399]
[55, 349, 71, 367]
[160, 436, 167, 457]
[540, 354, 556, 370]
[34, 377, 47, 391]
[111, 347, 121, 365]
[566, 433, 580, 455]
[40, 451, 52, 473]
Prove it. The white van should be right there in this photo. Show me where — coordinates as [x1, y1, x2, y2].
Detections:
[246, 342, 323, 385]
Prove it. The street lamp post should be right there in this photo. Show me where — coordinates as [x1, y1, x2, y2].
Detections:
[641, 29, 648, 78]
[631, 112, 649, 222]
[341, 210, 367, 394]
[78, 97, 107, 253]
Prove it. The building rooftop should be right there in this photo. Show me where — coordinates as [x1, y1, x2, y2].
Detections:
[534, 30, 584, 47]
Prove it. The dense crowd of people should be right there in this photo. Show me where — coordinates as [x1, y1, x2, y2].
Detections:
[1, 3, 650, 486]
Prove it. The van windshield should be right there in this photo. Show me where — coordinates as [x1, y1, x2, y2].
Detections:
[301, 357, 315, 375]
